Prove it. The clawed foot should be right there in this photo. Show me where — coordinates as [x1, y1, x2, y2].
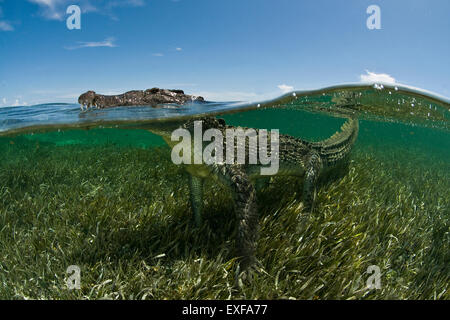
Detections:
[233, 258, 264, 289]
[295, 202, 314, 231]
[295, 201, 305, 214]
[295, 201, 312, 216]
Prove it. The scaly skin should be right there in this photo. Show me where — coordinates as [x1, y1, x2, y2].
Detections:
[149, 115, 359, 279]
[78, 88, 204, 110]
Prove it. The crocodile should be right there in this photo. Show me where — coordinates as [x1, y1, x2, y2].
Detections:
[146, 114, 359, 276]
[78, 88, 204, 110]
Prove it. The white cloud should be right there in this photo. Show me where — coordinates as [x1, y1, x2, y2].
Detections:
[152, 53, 164, 57]
[65, 37, 117, 50]
[175, 47, 182, 51]
[12, 99, 27, 106]
[28, 0, 145, 21]
[0, 4, 14, 31]
[360, 70, 396, 84]
[277, 84, 294, 93]
[28, 0, 65, 20]
[0, 21, 13, 31]
[1, 98, 6, 105]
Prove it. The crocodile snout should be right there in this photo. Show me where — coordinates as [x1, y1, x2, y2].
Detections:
[78, 90, 96, 109]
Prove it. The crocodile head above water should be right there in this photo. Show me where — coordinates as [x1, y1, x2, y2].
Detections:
[78, 88, 205, 110]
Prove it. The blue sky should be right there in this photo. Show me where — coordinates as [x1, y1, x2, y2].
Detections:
[0, 0, 449, 106]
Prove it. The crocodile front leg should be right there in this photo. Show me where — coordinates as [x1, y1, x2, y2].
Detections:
[188, 174, 204, 226]
[301, 151, 322, 213]
[211, 164, 259, 272]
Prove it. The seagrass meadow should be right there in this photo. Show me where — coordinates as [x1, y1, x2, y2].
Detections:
[0, 87, 448, 299]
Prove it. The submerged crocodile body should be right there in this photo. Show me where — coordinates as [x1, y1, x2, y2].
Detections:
[148, 115, 359, 275]
[78, 88, 204, 110]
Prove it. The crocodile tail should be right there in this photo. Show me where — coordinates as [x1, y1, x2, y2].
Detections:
[308, 117, 359, 166]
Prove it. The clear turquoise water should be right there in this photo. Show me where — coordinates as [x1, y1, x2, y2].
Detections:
[0, 84, 448, 299]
